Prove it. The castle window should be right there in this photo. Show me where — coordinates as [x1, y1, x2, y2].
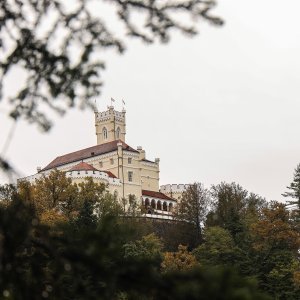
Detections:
[128, 171, 133, 182]
[157, 201, 162, 210]
[128, 157, 132, 164]
[103, 127, 108, 140]
[116, 127, 121, 139]
[99, 161, 103, 168]
[151, 199, 156, 209]
[110, 158, 114, 165]
[145, 198, 150, 207]
[163, 202, 168, 211]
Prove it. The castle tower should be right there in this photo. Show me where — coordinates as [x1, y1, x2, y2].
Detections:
[95, 106, 126, 145]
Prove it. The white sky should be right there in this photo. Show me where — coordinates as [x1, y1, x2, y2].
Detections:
[1, 0, 300, 201]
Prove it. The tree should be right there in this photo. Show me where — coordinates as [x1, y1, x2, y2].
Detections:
[0, 192, 272, 299]
[33, 169, 76, 215]
[123, 233, 163, 263]
[162, 245, 198, 273]
[193, 226, 236, 267]
[248, 202, 300, 298]
[0, 183, 16, 207]
[283, 163, 300, 213]
[175, 183, 211, 244]
[207, 182, 249, 240]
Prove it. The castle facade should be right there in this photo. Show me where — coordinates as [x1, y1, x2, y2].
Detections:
[23, 105, 179, 219]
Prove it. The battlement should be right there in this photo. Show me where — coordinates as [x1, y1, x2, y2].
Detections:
[95, 106, 125, 122]
[66, 170, 121, 186]
[160, 184, 190, 194]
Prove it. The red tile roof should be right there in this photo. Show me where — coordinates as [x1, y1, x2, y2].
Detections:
[69, 162, 99, 172]
[142, 190, 175, 201]
[103, 171, 117, 179]
[42, 140, 138, 171]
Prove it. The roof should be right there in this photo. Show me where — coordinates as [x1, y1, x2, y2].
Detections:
[142, 159, 155, 164]
[69, 162, 99, 172]
[68, 162, 117, 178]
[142, 190, 175, 201]
[42, 140, 138, 171]
[103, 171, 117, 179]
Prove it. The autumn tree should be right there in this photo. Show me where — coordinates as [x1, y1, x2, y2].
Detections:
[249, 202, 300, 298]
[33, 169, 76, 215]
[0, 183, 16, 207]
[162, 245, 198, 273]
[0, 186, 272, 299]
[175, 183, 211, 245]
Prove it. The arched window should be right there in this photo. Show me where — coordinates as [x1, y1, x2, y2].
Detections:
[169, 203, 173, 212]
[145, 198, 150, 208]
[163, 202, 168, 211]
[103, 127, 108, 140]
[151, 199, 156, 209]
[157, 200, 162, 210]
[116, 127, 121, 139]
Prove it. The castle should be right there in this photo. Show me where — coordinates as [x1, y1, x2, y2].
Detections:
[23, 105, 188, 219]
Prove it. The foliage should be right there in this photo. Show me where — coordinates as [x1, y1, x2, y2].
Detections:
[1, 177, 299, 298]
[77, 177, 122, 218]
[283, 163, 300, 213]
[0, 0, 223, 131]
[175, 183, 211, 244]
[162, 245, 198, 273]
[193, 226, 236, 266]
[33, 169, 75, 214]
[250, 202, 300, 253]
[123, 233, 163, 263]
[159, 267, 270, 300]
[0, 183, 16, 207]
[248, 202, 300, 299]
[208, 182, 248, 235]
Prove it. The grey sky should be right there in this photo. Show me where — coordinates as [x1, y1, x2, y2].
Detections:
[1, 0, 300, 201]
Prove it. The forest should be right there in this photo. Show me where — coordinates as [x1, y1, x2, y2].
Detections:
[1, 167, 300, 300]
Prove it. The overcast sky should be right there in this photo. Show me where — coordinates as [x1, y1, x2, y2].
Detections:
[1, 0, 300, 201]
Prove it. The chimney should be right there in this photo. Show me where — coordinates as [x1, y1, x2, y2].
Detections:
[37, 167, 41, 173]
[137, 146, 145, 160]
[155, 158, 160, 164]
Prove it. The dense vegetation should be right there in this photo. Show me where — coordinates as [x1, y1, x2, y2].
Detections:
[1, 168, 300, 299]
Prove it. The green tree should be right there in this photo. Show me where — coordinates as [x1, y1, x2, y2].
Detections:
[208, 182, 249, 240]
[193, 226, 236, 267]
[123, 233, 163, 263]
[0, 194, 272, 299]
[283, 163, 300, 214]
[175, 183, 211, 245]
[74, 199, 98, 229]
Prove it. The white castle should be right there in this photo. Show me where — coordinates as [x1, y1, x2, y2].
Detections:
[23, 105, 189, 218]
